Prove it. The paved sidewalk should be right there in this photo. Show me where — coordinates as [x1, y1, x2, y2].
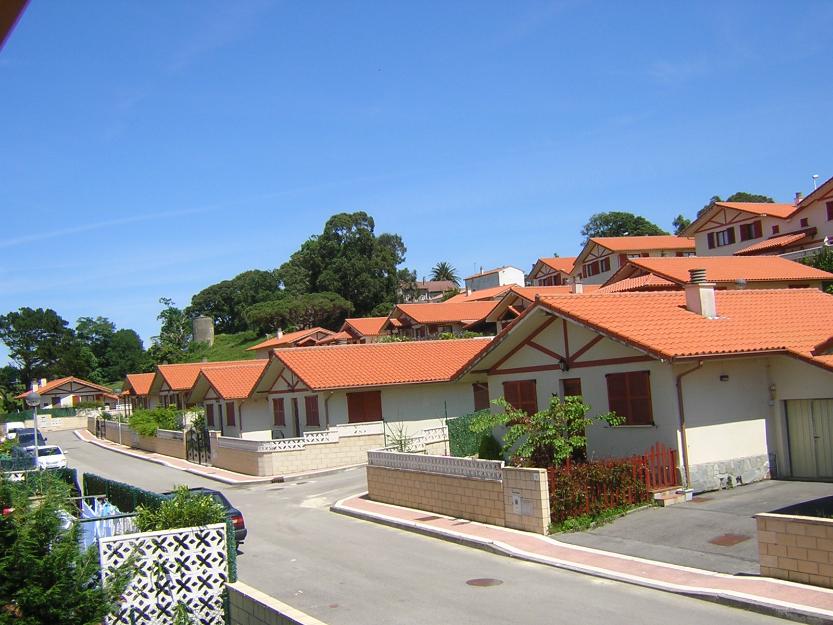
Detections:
[74, 428, 273, 484]
[333, 493, 833, 624]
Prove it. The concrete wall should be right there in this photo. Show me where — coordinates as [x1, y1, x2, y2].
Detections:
[21, 415, 88, 432]
[757, 512, 833, 588]
[212, 431, 385, 477]
[228, 581, 327, 625]
[366, 457, 550, 534]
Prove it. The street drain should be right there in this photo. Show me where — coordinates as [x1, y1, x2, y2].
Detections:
[708, 533, 750, 546]
[466, 578, 503, 587]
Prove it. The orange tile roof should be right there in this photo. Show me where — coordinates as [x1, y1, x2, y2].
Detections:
[535, 257, 577, 274]
[272, 338, 492, 390]
[198, 361, 268, 399]
[343, 317, 388, 336]
[596, 274, 677, 293]
[589, 235, 695, 252]
[532, 289, 833, 361]
[714, 202, 797, 219]
[318, 330, 353, 344]
[124, 373, 155, 396]
[734, 232, 809, 256]
[445, 285, 514, 302]
[156, 360, 257, 391]
[15, 376, 117, 399]
[625, 256, 833, 284]
[391, 301, 499, 325]
[509, 285, 601, 299]
[247, 327, 335, 351]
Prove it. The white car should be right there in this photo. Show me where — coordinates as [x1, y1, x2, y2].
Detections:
[24, 445, 67, 470]
[2, 421, 26, 440]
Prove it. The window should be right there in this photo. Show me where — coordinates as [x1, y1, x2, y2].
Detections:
[272, 398, 285, 426]
[827, 202, 833, 221]
[707, 227, 736, 249]
[739, 220, 762, 241]
[561, 378, 582, 398]
[205, 403, 214, 427]
[502, 380, 538, 415]
[347, 391, 383, 423]
[473, 383, 490, 411]
[800, 217, 809, 227]
[305, 395, 320, 426]
[772, 225, 780, 235]
[584, 260, 600, 277]
[606, 371, 653, 426]
[600, 257, 610, 272]
[226, 402, 236, 427]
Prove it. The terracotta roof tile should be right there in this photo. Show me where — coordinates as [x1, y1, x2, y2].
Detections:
[124, 373, 155, 396]
[272, 338, 492, 390]
[199, 361, 268, 399]
[247, 327, 335, 351]
[596, 274, 677, 293]
[714, 202, 797, 219]
[535, 257, 577, 274]
[157, 360, 257, 391]
[589, 235, 695, 252]
[391, 301, 499, 324]
[734, 232, 809, 256]
[625, 255, 833, 283]
[343, 317, 388, 336]
[15, 376, 116, 399]
[445, 285, 513, 302]
[318, 331, 353, 344]
[535, 289, 833, 360]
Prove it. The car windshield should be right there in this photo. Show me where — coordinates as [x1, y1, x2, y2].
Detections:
[37, 447, 61, 456]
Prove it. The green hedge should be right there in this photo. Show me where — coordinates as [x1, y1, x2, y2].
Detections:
[82, 472, 166, 513]
[448, 411, 491, 457]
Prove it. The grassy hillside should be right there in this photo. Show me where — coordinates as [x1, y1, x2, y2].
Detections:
[183, 331, 265, 362]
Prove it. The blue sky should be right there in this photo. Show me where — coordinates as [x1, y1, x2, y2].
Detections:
[2, 1, 833, 361]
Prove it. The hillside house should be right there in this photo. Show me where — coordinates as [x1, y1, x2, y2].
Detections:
[463, 266, 525, 293]
[337, 317, 389, 343]
[382, 301, 499, 338]
[528, 257, 577, 286]
[188, 361, 269, 438]
[16, 377, 119, 410]
[247, 327, 335, 358]
[572, 236, 695, 284]
[146, 360, 256, 409]
[122, 372, 155, 411]
[401, 279, 458, 302]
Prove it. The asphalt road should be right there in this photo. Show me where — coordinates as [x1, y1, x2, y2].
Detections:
[52, 430, 791, 625]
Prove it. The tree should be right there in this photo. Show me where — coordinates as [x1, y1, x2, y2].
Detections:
[244, 292, 354, 335]
[0, 308, 77, 385]
[697, 192, 774, 219]
[101, 329, 149, 382]
[470, 396, 622, 468]
[672, 214, 691, 235]
[187, 270, 279, 334]
[397, 269, 420, 303]
[75, 317, 116, 363]
[430, 261, 460, 286]
[147, 298, 191, 365]
[276, 212, 408, 316]
[580, 212, 668, 244]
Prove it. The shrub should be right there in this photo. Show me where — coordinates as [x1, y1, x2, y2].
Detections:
[135, 485, 226, 532]
[447, 411, 490, 457]
[477, 433, 503, 460]
[128, 407, 182, 437]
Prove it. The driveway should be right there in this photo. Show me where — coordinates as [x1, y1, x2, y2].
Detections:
[557, 480, 833, 575]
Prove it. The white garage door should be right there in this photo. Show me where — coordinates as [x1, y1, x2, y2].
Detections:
[786, 399, 833, 480]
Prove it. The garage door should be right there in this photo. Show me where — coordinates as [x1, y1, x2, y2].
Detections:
[786, 399, 833, 479]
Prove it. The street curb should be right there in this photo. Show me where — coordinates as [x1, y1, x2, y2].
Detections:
[73, 430, 272, 485]
[331, 494, 833, 625]
[279, 464, 365, 482]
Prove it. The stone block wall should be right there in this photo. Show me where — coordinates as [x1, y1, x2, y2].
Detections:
[690, 454, 769, 492]
[227, 581, 326, 625]
[503, 467, 550, 534]
[757, 512, 833, 587]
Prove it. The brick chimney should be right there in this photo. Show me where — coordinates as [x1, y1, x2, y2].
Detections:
[571, 279, 584, 294]
[685, 269, 717, 318]
[276, 328, 284, 339]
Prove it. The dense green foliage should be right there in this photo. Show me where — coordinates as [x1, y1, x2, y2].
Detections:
[129, 407, 183, 437]
[147, 298, 193, 365]
[447, 411, 491, 457]
[580, 211, 668, 244]
[477, 433, 503, 460]
[470, 396, 621, 468]
[187, 270, 280, 334]
[182, 331, 262, 362]
[0, 308, 79, 386]
[0, 472, 130, 624]
[135, 485, 226, 532]
[672, 214, 691, 234]
[243, 291, 354, 335]
[82, 473, 167, 513]
[801, 247, 833, 294]
[696, 191, 774, 219]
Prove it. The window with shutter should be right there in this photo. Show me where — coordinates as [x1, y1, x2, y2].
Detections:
[226, 402, 236, 426]
[305, 395, 320, 426]
[347, 391, 383, 423]
[707, 232, 715, 249]
[502, 380, 538, 414]
[205, 403, 214, 427]
[562, 378, 582, 398]
[272, 398, 285, 426]
[472, 383, 490, 411]
[606, 371, 653, 425]
[827, 202, 833, 221]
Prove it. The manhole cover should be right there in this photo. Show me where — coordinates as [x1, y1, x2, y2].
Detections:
[466, 578, 503, 587]
[708, 533, 750, 546]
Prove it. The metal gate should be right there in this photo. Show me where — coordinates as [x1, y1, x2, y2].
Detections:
[786, 399, 833, 479]
[186, 426, 212, 465]
[95, 417, 106, 439]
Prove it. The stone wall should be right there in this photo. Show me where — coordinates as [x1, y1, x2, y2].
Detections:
[756, 512, 833, 587]
[366, 451, 550, 534]
[227, 581, 328, 625]
[690, 454, 769, 492]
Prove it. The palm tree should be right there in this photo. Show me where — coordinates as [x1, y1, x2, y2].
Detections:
[430, 261, 460, 286]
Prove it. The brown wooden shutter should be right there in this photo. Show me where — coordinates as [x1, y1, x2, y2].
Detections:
[727, 227, 736, 244]
[272, 398, 285, 426]
[226, 402, 236, 426]
[205, 403, 214, 427]
[502, 381, 520, 410]
[606, 371, 652, 425]
[562, 378, 582, 398]
[707, 232, 715, 249]
[347, 391, 382, 423]
[305, 395, 320, 426]
[472, 383, 490, 411]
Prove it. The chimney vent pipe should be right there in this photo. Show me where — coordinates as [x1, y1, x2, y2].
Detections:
[688, 268, 707, 284]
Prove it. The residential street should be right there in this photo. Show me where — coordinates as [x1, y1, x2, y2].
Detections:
[51, 430, 793, 625]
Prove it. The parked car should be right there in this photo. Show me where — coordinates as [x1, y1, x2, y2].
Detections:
[2, 421, 27, 441]
[22, 445, 67, 470]
[14, 428, 46, 447]
[162, 487, 247, 544]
